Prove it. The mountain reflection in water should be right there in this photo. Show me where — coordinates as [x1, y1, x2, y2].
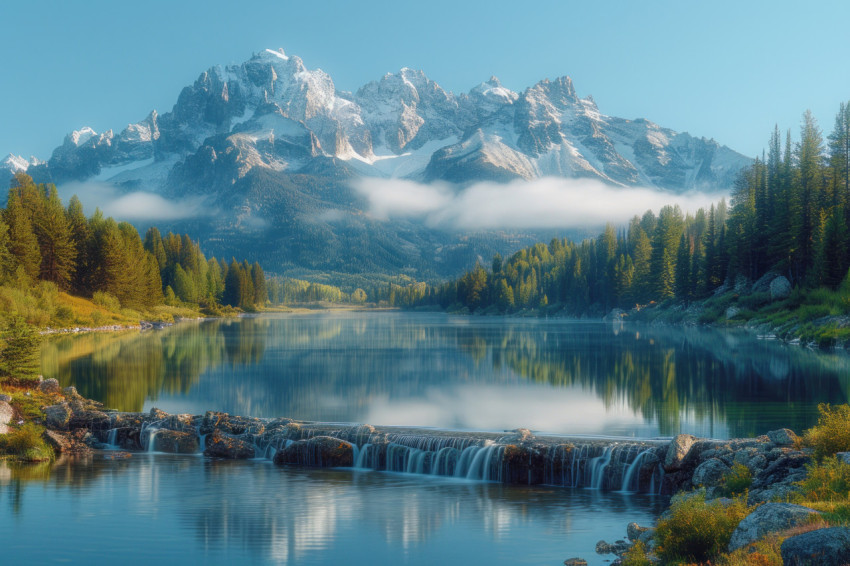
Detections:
[42, 313, 850, 439]
[0, 456, 666, 565]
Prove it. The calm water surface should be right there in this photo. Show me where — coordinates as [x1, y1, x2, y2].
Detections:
[16, 312, 849, 565]
[1, 456, 665, 565]
[43, 311, 850, 438]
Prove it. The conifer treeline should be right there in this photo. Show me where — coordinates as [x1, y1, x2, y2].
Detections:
[1, 173, 266, 312]
[414, 104, 850, 313]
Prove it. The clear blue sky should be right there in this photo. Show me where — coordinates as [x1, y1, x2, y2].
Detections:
[3, 0, 849, 161]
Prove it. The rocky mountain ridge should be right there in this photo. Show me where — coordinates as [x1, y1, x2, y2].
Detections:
[10, 48, 750, 193]
[3, 48, 752, 282]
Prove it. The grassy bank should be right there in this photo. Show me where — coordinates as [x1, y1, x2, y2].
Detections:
[628, 283, 850, 349]
[623, 403, 850, 565]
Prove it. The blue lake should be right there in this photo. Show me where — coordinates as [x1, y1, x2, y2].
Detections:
[4, 312, 846, 564]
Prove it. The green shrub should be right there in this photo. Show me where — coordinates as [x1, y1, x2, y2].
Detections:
[655, 491, 749, 564]
[0, 314, 42, 382]
[0, 423, 53, 461]
[722, 462, 753, 496]
[92, 291, 121, 312]
[803, 403, 850, 459]
[795, 457, 850, 503]
[620, 541, 653, 566]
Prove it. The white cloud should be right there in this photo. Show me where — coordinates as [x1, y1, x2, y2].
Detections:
[353, 177, 727, 230]
[59, 182, 214, 222]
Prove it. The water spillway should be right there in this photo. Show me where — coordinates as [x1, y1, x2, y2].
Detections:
[85, 409, 670, 493]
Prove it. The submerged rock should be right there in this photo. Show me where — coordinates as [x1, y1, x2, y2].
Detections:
[729, 503, 821, 551]
[780, 526, 850, 565]
[563, 559, 587, 566]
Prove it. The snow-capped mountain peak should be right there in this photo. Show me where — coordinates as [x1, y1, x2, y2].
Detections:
[15, 47, 750, 193]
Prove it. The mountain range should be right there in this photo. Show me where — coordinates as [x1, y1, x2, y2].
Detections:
[2, 48, 751, 283]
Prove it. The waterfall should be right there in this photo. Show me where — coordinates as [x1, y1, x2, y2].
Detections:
[620, 449, 654, 492]
[104, 413, 667, 493]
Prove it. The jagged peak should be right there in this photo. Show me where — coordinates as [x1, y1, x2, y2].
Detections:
[68, 127, 98, 147]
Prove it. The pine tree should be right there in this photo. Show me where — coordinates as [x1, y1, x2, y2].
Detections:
[4, 187, 41, 283]
[251, 262, 267, 306]
[0, 314, 41, 382]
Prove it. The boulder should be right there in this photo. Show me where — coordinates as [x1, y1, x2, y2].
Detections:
[752, 271, 781, 293]
[199, 411, 265, 436]
[38, 378, 61, 394]
[62, 386, 82, 400]
[68, 410, 111, 432]
[274, 436, 353, 468]
[752, 453, 810, 489]
[725, 306, 741, 319]
[626, 522, 649, 542]
[0, 400, 14, 434]
[767, 428, 798, 446]
[595, 539, 630, 556]
[692, 458, 730, 487]
[43, 402, 72, 430]
[664, 434, 696, 471]
[770, 276, 791, 300]
[203, 430, 255, 459]
[729, 503, 821, 551]
[42, 429, 71, 454]
[563, 559, 587, 566]
[0, 394, 11, 402]
[151, 430, 200, 454]
[838, 452, 850, 465]
[780, 527, 850, 565]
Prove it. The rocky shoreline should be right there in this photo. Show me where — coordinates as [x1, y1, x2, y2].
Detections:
[9, 379, 843, 565]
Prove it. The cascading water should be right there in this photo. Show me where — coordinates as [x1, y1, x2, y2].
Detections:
[101, 413, 667, 493]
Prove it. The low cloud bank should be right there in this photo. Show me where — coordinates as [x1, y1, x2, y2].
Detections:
[59, 182, 214, 222]
[353, 177, 726, 230]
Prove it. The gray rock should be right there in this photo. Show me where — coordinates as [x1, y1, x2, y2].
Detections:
[627, 522, 649, 542]
[0, 400, 12, 434]
[767, 428, 798, 446]
[151, 430, 200, 454]
[729, 503, 821, 551]
[837, 452, 850, 465]
[664, 434, 696, 471]
[274, 436, 353, 467]
[752, 270, 781, 293]
[747, 483, 801, 505]
[0, 394, 11, 402]
[42, 429, 71, 454]
[563, 559, 587, 566]
[203, 430, 255, 459]
[770, 276, 792, 300]
[38, 378, 61, 394]
[638, 528, 656, 550]
[62, 386, 82, 400]
[43, 402, 72, 430]
[780, 527, 850, 565]
[725, 306, 741, 319]
[692, 458, 730, 487]
[734, 275, 751, 294]
[595, 540, 630, 556]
